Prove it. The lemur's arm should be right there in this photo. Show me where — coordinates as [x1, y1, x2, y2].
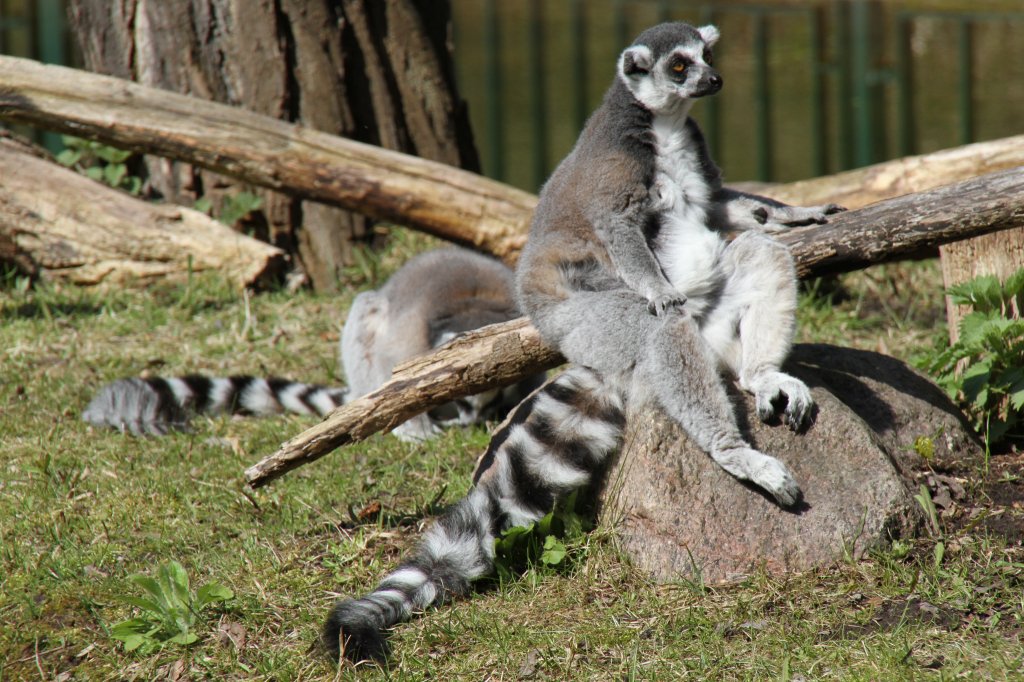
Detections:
[594, 212, 684, 315]
[714, 187, 845, 233]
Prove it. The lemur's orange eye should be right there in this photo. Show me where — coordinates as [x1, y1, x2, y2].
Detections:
[672, 63, 686, 73]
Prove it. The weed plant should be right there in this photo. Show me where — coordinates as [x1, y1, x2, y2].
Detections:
[919, 269, 1024, 454]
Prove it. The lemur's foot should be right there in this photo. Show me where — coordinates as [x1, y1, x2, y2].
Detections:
[393, 416, 444, 443]
[646, 291, 687, 316]
[722, 447, 801, 507]
[759, 203, 847, 230]
[750, 453, 801, 507]
[746, 372, 815, 431]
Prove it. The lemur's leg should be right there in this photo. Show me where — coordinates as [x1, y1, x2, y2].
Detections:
[700, 231, 813, 430]
[324, 366, 623, 663]
[717, 188, 845, 232]
[533, 289, 800, 507]
[341, 291, 441, 441]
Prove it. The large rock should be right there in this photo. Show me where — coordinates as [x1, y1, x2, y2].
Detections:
[601, 344, 982, 583]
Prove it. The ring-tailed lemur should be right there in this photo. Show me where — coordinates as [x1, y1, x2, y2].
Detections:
[321, 21, 844, 664]
[516, 21, 843, 506]
[323, 365, 624, 662]
[82, 248, 544, 439]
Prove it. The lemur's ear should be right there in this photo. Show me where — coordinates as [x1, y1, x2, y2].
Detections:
[620, 45, 654, 77]
[697, 25, 720, 48]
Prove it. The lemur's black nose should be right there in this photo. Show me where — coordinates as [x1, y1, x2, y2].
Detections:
[708, 74, 723, 91]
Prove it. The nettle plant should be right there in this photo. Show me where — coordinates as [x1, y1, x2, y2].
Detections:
[922, 269, 1024, 451]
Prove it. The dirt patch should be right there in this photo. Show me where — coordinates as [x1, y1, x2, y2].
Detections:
[821, 597, 961, 640]
[946, 450, 1024, 545]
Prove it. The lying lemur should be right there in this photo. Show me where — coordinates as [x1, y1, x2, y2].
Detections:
[323, 22, 843, 663]
[82, 248, 543, 440]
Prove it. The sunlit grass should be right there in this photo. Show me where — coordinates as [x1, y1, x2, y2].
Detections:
[1, 252, 1021, 680]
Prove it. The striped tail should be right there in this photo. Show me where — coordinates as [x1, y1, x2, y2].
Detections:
[323, 365, 626, 663]
[82, 375, 348, 435]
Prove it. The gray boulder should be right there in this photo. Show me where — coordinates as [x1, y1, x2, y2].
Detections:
[601, 344, 981, 584]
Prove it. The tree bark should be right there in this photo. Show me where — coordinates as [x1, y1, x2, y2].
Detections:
[939, 233, 1024, 343]
[244, 167, 1024, 488]
[66, 0, 478, 291]
[4, 55, 1023, 267]
[0, 54, 534, 264]
[0, 135, 286, 288]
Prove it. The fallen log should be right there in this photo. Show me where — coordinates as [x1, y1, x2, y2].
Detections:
[756, 134, 1024, 210]
[3, 55, 1023, 264]
[0, 55, 536, 263]
[0, 135, 285, 288]
[244, 167, 1024, 488]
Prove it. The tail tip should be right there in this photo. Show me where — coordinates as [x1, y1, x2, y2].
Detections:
[323, 599, 390, 664]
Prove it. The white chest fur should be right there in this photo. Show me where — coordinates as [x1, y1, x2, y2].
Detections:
[650, 114, 724, 313]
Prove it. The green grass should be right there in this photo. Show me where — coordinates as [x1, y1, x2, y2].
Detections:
[1, 250, 1022, 680]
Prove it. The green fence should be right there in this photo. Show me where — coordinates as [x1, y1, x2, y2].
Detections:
[452, 0, 1024, 191]
[0, 0, 69, 150]
[3, 1, 1022, 188]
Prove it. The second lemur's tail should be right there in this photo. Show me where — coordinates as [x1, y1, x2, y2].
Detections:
[82, 375, 348, 435]
[323, 365, 626, 663]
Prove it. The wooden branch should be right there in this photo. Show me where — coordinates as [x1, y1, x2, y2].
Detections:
[245, 167, 1024, 487]
[0, 136, 285, 288]
[754, 134, 1024, 210]
[784, 166, 1024, 279]
[4, 56, 1023, 267]
[0, 55, 536, 263]
[243, 318, 563, 487]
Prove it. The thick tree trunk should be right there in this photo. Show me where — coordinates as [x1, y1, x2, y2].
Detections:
[0, 135, 285, 288]
[66, 0, 478, 291]
[244, 167, 1024, 488]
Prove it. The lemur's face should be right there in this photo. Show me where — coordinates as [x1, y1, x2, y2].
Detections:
[618, 23, 722, 115]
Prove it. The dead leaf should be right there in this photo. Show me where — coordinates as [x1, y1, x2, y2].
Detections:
[356, 500, 382, 522]
[518, 648, 541, 679]
[216, 619, 248, 651]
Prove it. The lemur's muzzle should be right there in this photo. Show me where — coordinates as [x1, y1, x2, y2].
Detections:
[693, 68, 723, 97]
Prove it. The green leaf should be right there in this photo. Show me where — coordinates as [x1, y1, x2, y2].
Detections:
[168, 631, 199, 646]
[1010, 381, 1024, 411]
[115, 632, 148, 652]
[95, 145, 132, 163]
[961, 362, 992, 408]
[195, 583, 233, 610]
[160, 562, 192, 613]
[55, 149, 81, 167]
[1002, 268, 1024, 302]
[540, 535, 567, 566]
[131, 575, 169, 611]
[109, 617, 152, 636]
[121, 595, 164, 617]
[104, 163, 127, 188]
[948, 275, 1002, 310]
[85, 166, 104, 182]
[194, 197, 213, 214]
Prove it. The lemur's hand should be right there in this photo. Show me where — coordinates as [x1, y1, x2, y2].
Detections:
[758, 203, 846, 230]
[647, 291, 686, 316]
